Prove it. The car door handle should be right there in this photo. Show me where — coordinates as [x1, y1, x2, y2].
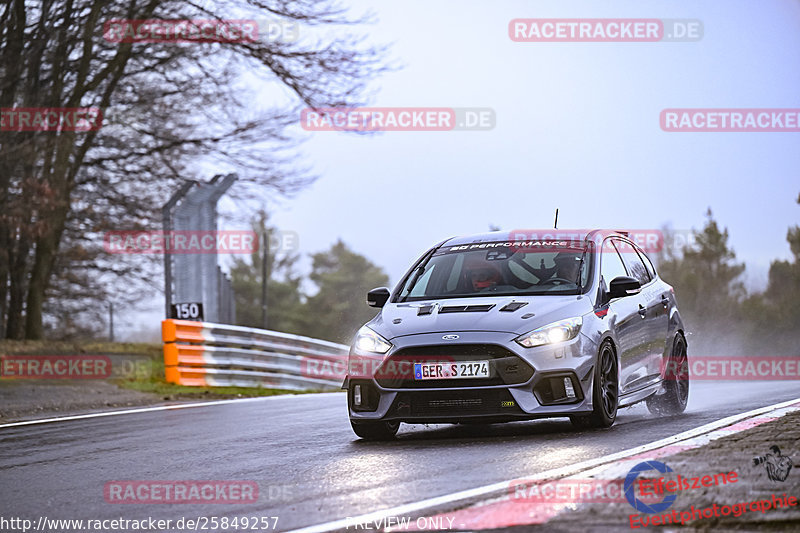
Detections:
[661, 295, 669, 309]
[638, 304, 646, 318]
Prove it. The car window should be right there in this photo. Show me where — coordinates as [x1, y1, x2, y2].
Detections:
[408, 264, 436, 297]
[397, 241, 592, 300]
[600, 240, 628, 289]
[636, 247, 657, 280]
[445, 253, 464, 292]
[615, 239, 651, 285]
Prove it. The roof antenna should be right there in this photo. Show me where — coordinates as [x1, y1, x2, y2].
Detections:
[554, 208, 559, 229]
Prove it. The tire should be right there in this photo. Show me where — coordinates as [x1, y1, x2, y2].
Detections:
[350, 419, 400, 440]
[647, 333, 689, 416]
[571, 340, 618, 429]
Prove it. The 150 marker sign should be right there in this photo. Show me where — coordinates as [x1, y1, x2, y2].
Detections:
[171, 302, 204, 320]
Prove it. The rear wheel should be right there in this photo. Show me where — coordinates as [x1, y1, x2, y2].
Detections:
[350, 419, 400, 440]
[571, 340, 618, 429]
[646, 334, 689, 416]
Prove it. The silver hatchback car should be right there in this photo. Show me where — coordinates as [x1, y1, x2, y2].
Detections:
[343, 230, 689, 440]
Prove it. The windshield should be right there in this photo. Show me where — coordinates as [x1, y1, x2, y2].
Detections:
[398, 241, 592, 301]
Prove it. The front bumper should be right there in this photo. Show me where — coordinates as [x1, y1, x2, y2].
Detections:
[346, 330, 599, 423]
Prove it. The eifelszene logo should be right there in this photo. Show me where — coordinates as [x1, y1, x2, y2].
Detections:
[624, 461, 677, 513]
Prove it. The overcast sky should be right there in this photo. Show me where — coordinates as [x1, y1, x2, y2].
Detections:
[124, 0, 800, 339]
[260, 0, 800, 290]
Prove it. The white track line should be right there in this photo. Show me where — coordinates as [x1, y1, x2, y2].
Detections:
[286, 396, 800, 533]
[0, 392, 344, 429]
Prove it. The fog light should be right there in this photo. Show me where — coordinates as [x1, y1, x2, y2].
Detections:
[354, 385, 362, 406]
[564, 377, 576, 399]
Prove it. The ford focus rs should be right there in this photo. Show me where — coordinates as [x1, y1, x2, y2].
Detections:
[343, 230, 689, 440]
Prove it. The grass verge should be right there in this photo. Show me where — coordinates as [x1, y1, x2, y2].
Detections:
[1, 340, 326, 400]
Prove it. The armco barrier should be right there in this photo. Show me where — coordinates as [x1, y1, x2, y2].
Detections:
[162, 320, 349, 390]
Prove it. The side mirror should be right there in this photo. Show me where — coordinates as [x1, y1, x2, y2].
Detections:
[367, 287, 391, 308]
[608, 276, 641, 299]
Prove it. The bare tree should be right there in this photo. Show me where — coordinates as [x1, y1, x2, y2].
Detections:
[0, 0, 385, 339]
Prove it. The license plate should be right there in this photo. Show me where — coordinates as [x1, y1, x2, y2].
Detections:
[414, 361, 490, 380]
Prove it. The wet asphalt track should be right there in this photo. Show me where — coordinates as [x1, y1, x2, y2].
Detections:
[2, 381, 800, 531]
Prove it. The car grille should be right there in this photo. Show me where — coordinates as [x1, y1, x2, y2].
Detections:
[374, 344, 533, 389]
[394, 389, 521, 416]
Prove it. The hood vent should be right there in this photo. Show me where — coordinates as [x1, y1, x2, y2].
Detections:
[500, 302, 528, 312]
[439, 304, 496, 313]
[417, 304, 435, 316]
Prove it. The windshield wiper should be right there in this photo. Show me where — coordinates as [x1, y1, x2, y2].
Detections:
[399, 264, 426, 302]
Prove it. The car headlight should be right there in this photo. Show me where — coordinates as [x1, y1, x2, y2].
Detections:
[515, 317, 583, 348]
[353, 326, 393, 354]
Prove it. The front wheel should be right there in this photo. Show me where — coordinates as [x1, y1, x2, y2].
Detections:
[571, 340, 618, 429]
[350, 419, 400, 440]
[647, 334, 689, 416]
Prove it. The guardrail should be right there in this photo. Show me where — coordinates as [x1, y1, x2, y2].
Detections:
[162, 320, 349, 391]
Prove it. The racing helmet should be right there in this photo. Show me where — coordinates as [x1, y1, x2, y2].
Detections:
[468, 266, 503, 291]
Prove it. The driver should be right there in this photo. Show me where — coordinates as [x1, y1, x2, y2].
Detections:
[552, 253, 581, 283]
[469, 267, 503, 292]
